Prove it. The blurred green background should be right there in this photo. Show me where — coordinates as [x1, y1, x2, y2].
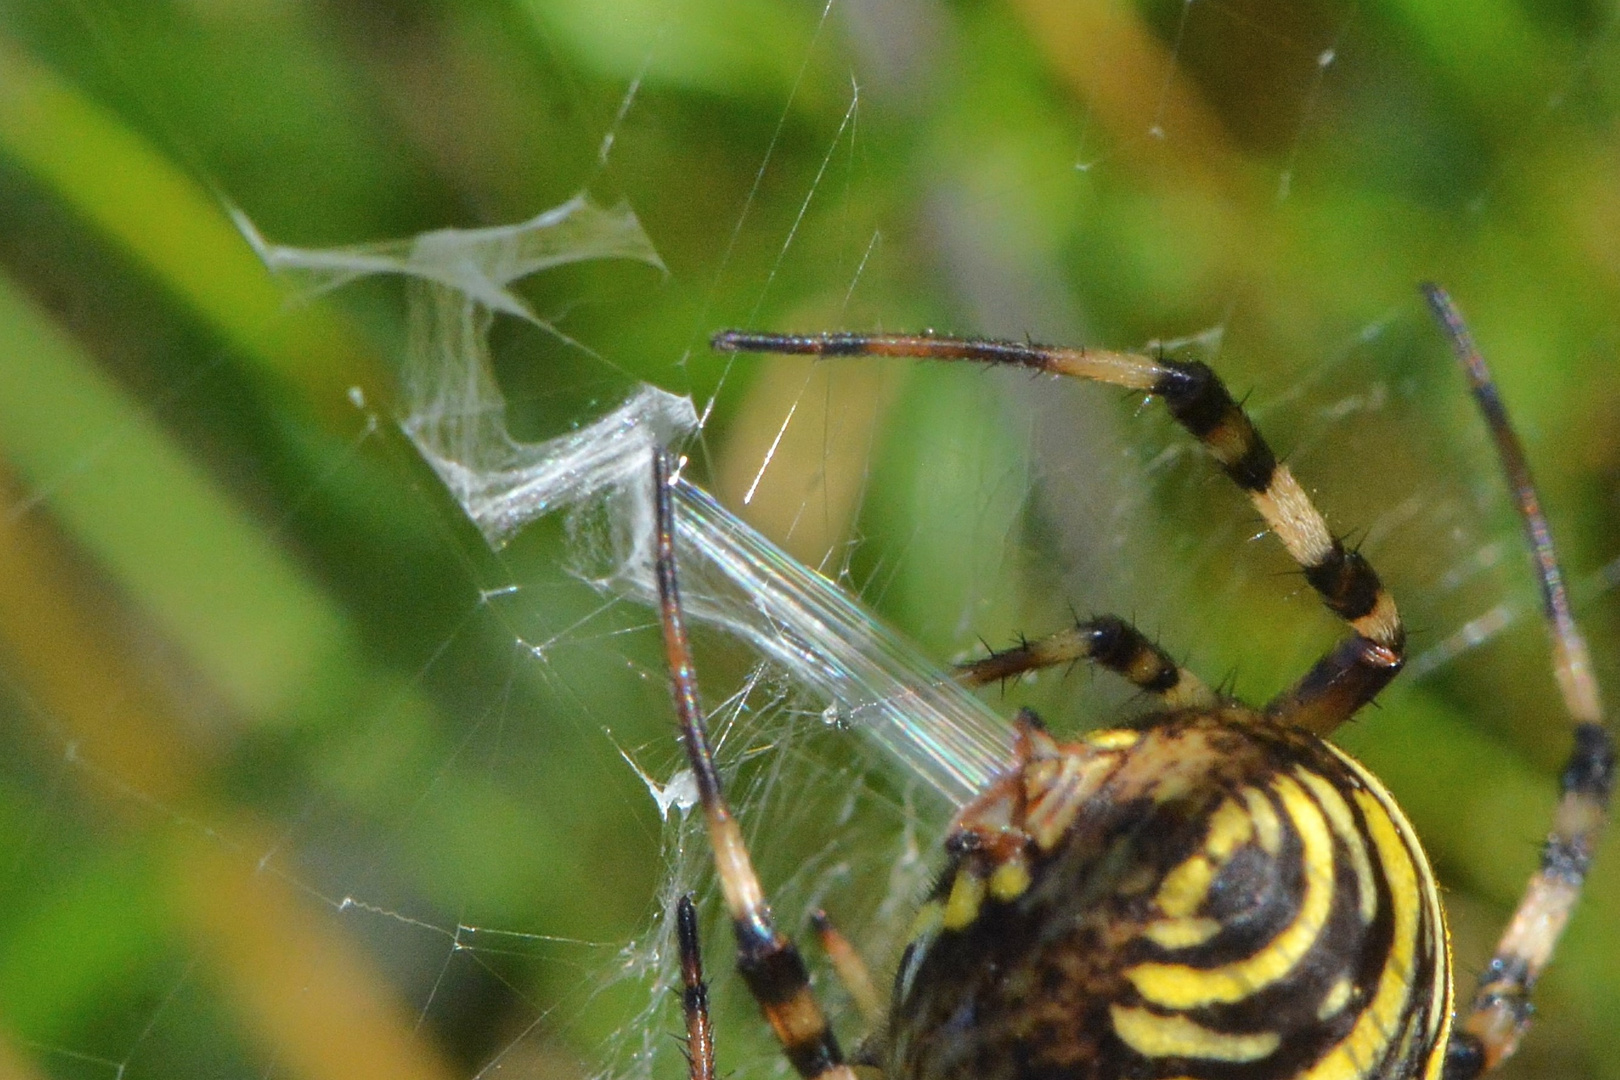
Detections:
[0, 1, 1618, 1079]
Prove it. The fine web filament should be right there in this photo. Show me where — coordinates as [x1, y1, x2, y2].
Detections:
[658, 476, 1005, 802]
[243, 194, 1007, 805]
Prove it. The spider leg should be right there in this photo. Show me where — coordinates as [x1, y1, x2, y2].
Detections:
[956, 614, 1216, 710]
[1263, 631, 1404, 735]
[811, 909, 884, 1027]
[677, 896, 716, 1080]
[714, 330, 1403, 734]
[653, 449, 858, 1080]
[1422, 285, 1616, 1080]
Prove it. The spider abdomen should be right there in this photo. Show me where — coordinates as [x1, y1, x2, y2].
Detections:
[885, 710, 1452, 1080]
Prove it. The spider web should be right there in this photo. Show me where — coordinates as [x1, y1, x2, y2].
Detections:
[0, 4, 1619, 1080]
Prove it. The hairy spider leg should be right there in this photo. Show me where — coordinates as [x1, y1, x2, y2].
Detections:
[653, 449, 859, 1080]
[1422, 284, 1616, 1080]
[956, 614, 1216, 709]
[713, 330, 1404, 735]
[677, 896, 716, 1080]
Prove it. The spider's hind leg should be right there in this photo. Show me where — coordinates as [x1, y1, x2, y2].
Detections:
[1423, 285, 1616, 1080]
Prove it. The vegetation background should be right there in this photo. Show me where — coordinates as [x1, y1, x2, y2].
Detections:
[0, 1, 1618, 1080]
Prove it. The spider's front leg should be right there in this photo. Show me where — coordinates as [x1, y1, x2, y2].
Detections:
[956, 614, 1216, 709]
[653, 448, 859, 1080]
[677, 896, 715, 1080]
[714, 328, 1405, 737]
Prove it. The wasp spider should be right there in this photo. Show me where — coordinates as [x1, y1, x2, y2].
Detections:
[652, 284, 1613, 1080]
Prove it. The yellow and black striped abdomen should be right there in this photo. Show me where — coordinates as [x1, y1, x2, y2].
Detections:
[885, 709, 1451, 1080]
